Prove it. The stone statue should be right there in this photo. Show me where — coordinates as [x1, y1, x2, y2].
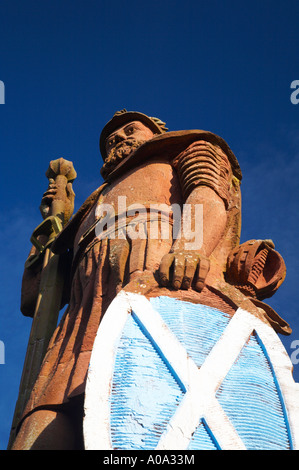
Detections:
[11, 110, 291, 450]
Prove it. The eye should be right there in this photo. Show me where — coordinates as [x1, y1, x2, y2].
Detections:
[125, 126, 134, 135]
[107, 138, 114, 147]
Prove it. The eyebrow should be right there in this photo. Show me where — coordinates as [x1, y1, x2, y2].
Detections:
[106, 122, 138, 141]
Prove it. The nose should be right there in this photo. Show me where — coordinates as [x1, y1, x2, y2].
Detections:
[114, 130, 127, 144]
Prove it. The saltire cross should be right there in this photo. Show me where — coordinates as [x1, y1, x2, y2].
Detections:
[84, 292, 299, 450]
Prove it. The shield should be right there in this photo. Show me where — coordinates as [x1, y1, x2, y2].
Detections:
[83, 292, 299, 450]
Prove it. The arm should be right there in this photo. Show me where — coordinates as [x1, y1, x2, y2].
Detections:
[159, 140, 231, 291]
[21, 244, 44, 317]
[20, 177, 75, 316]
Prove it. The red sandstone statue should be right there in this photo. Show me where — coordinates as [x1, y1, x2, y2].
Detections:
[10, 110, 289, 450]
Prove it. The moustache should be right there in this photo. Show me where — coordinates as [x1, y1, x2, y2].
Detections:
[101, 138, 146, 179]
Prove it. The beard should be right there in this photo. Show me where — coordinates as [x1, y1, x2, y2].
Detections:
[101, 138, 147, 179]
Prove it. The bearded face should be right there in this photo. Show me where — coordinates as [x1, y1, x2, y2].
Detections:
[102, 138, 147, 177]
[102, 121, 155, 178]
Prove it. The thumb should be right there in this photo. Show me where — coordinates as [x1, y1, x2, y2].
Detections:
[66, 182, 75, 200]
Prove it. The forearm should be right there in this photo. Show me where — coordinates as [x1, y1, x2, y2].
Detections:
[172, 186, 227, 256]
[21, 164, 75, 316]
[159, 140, 231, 291]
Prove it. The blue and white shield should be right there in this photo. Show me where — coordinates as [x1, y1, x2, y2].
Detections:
[83, 292, 299, 450]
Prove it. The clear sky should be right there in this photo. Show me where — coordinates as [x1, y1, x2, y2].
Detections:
[0, 0, 298, 450]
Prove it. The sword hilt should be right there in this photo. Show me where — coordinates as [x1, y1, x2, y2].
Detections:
[46, 157, 77, 223]
[26, 158, 77, 269]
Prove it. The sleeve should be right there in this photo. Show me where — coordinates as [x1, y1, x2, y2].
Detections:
[20, 244, 72, 317]
[172, 140, 232, 208]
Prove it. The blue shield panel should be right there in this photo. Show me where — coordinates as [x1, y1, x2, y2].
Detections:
[84, 293, 298, 450]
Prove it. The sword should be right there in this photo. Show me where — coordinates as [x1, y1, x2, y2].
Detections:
[7, 158, 76, 449]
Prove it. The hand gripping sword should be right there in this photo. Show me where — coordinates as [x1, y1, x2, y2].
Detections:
[8, 158, 76, 448]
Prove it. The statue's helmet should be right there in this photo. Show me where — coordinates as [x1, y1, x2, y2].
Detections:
[99, 109, 168, 161]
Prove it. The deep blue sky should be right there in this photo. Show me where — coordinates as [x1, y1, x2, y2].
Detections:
[0, 0, 298, 450]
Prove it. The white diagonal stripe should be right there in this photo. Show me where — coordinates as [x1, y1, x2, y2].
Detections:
[129, 295, 253, 449]
[84, 292, 299, 451]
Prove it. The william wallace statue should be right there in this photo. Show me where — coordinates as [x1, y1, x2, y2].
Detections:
[11, 110, 290, 450]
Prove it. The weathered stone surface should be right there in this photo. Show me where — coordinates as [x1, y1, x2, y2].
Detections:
[11, 110, 290, 450]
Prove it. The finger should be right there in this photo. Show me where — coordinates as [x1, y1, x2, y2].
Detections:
[226, 246, 240, 280]
[43, 188, 57, 197]
[159, 253, 175, 286]
[234, 244, 250, 284]
[263, 239, 275, 249]
[39, 204, 50, 217]
[41, 193, 56, 206]
[47, 180, 57, 191]
[182, 254, 198, 290]
[172, 252, 186, 290]
[194, 257, 210, 291]
[66, 182, 75, 200]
